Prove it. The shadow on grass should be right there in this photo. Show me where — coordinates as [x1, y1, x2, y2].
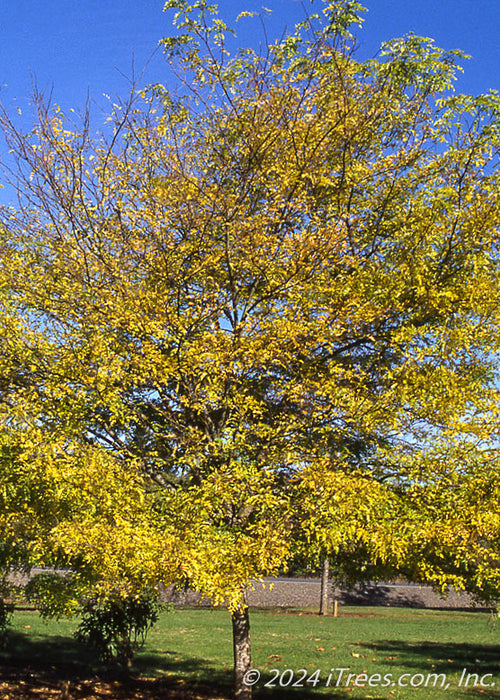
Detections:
[0, 629, 374, 699]
[360, 639, 500, 698]
[0, 630, 232, 698]
[0, 629, 282, 700]
[133, 652, 233, 695]
[1, 628, 96, 679]
[137, 654, 380, 700]
[253, 684, 388, 700]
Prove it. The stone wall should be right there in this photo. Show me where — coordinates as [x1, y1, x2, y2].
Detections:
[160, 577, 485, 610]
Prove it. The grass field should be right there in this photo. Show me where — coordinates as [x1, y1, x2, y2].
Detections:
[2, 606, 500, 699]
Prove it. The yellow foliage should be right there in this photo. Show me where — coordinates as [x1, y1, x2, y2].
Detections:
[1, 0, 500, 613]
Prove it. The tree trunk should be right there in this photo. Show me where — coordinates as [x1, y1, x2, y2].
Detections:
[319, 556, 330, 615]
[232, 606, 252, 700]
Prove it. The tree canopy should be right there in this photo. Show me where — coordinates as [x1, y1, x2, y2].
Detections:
[1, 1, 500, 697]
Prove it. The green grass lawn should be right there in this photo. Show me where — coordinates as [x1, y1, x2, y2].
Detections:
[3, 606, 500, 698]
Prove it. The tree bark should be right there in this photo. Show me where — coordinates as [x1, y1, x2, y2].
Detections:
[232, 605, 252, 700]
[319, 556, 330, 615]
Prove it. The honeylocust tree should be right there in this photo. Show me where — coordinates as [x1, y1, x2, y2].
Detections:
[1, 1, 500, 697]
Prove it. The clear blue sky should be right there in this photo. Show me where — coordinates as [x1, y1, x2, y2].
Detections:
[0, 0, 499, 114]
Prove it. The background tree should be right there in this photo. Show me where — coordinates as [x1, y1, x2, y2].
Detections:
[1, 1, 500, 698]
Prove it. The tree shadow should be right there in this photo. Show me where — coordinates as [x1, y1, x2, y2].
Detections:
[1, 628, 96, 679]
[12, 624, 500, 699]
[0, 629, 383, 699]
[0, 629, 233, 699]
[339, 585, 423, 608]
[359, 639, 500, 698]
[133, 651, 233, 694]
[335, 583, 484, 610]
[134, 653, 364, 699]
[254, 684, 387, 699]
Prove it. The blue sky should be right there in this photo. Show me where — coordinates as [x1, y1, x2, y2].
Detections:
[0, 0, 499, 114]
